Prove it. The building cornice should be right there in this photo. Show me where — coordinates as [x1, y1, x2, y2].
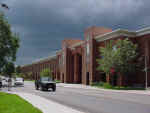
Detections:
[32, 55, 57, 64]
[95, 29, 136, 42]
[136, 27, 150, 36]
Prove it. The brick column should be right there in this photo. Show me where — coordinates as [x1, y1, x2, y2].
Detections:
[89, 39, 97, 84]
[74, 54, 78, 83]
[145, 40, 150, 86]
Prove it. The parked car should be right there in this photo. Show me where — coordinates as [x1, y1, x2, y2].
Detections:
[35, 77, 56, 91]
[2, 77, 9, 87]
[15, 77, 24, 86]
[11, 78, 15, 87]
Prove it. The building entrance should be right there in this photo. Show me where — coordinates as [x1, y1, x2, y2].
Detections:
[86, 72, 90, 85]
[78, 55, 82, 83]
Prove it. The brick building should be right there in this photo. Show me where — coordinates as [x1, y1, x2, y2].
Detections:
[21, 55, 58, 80]
[21, 26, 150, 87]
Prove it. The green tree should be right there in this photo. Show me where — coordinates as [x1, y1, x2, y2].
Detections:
[17, 73, 25, 78]
[114, 39, 138, 75]
[97, 39, 138, 80]
[16, 65, 21, 74]
[0, 12, 20, 72]
[97, 40, 115, 75]
[40, 68, 52, 77]
[27, 72, 32, 79]
[15, 73, 24, 78]
[2, 62, 15, 77]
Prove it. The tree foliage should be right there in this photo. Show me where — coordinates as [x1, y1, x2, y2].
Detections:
[97, 39, 138, 75]
[0, 12, 20, 72]
[2, 62, 15, 77]
[97, 40, 115, 75]
[16, 65, 21, 74]
[18, 73, 25, 78]
[114, 39, 138, 75]
[40, 68, 52, 77]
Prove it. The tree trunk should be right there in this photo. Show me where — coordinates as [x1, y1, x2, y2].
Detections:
[106, 74, 110, 84]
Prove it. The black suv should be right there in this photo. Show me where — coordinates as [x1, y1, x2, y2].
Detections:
[35, 77, 56, 91]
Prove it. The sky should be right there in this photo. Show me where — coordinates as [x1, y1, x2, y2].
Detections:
[1, 0, 150, 66]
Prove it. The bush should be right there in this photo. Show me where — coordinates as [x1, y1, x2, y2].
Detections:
[91, 82, 103, 87]
[99, 82, 105, 86]
[91, 82, 113, 89]
[103, 83, 113, 89]
[55, 80, 61, 83]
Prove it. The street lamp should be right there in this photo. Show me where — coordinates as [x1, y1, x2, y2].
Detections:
[0, 3, 9, 10]
[145, 55, 148, 90]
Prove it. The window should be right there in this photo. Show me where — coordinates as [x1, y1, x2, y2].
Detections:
[62, 52, 65, 65]
[86, 43, 90, 63]
[59, 57, 61, 66]
[86, 35, 90, 63]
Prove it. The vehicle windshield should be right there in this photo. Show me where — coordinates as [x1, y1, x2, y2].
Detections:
[16, 78, 23, 81]
[41, 77, 52, 81]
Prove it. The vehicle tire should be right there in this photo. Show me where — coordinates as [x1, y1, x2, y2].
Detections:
[46, 88, 49, 91]
[35, 85, 39, 90]
[52, 86, 56, 92]
[0, 83, 2, 88]
[40, 86, 44, 91]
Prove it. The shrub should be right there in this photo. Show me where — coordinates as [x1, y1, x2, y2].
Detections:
[91, 81, 104, 87]
[99, 81, 105, 86]
[55, 80, 61, 83]
[103, 83, 113, 89]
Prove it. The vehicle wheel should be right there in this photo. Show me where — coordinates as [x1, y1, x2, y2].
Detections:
[35, 85, 39, 90]
[52, 86, 56, 92]
[40, 86, 44, 91]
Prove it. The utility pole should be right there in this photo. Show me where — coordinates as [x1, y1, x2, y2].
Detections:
[145, 55, 148, 90]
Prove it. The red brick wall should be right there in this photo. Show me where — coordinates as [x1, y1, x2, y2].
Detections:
[21, 27, 150, 87]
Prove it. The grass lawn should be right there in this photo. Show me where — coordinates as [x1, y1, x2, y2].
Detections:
[0, 92, 42, 113]
[25, 79, 35, 82]
[55, 80, 61, 83]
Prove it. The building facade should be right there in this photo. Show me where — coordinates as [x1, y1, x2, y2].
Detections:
[21, 26, 150, 87]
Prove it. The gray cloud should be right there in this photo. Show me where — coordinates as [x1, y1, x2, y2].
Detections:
[1, 0, 150, 65]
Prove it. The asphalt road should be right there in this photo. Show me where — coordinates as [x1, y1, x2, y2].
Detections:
[1, 81, 150, 113]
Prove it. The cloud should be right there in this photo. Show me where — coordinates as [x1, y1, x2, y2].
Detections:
[1, 0, 150, 65]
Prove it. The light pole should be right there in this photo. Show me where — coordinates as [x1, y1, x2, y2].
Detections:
[0, 3, 9, 10]
[145, 55, 148, 90]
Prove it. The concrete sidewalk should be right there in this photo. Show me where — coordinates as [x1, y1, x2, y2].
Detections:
[9, 92, 85, 113]
[57, 83, 150, 95]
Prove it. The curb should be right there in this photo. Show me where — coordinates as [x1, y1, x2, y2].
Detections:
[57, 84, 150, 96]
[5, 92, 85, 113]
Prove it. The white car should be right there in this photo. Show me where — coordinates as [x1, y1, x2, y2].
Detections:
[2, 77, 9, 87]
[1, 77, 15, 87]
[15, 78, 24, 86]
[11, 78, 15, 87]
